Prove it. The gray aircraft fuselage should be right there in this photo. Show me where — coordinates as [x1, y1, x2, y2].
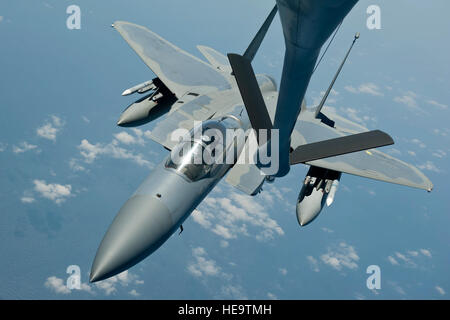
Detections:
[90, 80, 272, 282]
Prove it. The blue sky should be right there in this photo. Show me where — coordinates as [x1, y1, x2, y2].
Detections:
[0, 0, 449, 299]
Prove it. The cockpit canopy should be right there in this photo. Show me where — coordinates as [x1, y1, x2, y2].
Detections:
[165, 121, 228, 181]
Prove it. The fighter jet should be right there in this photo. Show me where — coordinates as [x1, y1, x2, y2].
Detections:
[90, 1, 432, 282]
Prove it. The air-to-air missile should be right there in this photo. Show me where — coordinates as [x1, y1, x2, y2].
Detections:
[296, 166, 341, 226]
[121, 80, 156, 96]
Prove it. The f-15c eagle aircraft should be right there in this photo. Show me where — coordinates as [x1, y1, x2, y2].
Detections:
[90, 1, 433, 282]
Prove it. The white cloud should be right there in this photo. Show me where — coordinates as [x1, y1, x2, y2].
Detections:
[387, 256, 399, 266]
[267, 292, 278, 300]
[44, 276, 93, 295]
[192, 209, 213, 229]
[44, 276, 71, 294]
[33, 179, 72, 204]
[212, 224, 235, 240]
[344, 83, 383, 96]
[321, 227, 334, 233]
[21, 196, 35, 204]
[420, 249, 432, 258]
[13, 141, 39, 154]
[82, 116, 90, 123]
[435, 286, 446, 296]
[313, 89, 339, 105]
[220, 240, 229, 248]
[114, 132, 137, 145]
[388, 248, 432, 268]
[193, 186, 284, 242]
[114, 129, 145, 146]
[432, 150, 446, 159]
[358, 83, 384, 96]
[279, 268, 288, 276]
[220, 284, 248, 300]
[407, 250, 419, 257]
[338, 107, 376, 126]
[94, 270, 140, 296]
[389, 281, 406, 296]
[354, 293, 366, 300]
[187, 247, 222, 278]
[78, 139, 100, 163]
[432, 128, 449, 137]
[36, 115, 64, 141]
[78, 129, 153, 168]
[411, 138, 426, 148]
[69, 158, 86, 172]
[320, 242, 359, 271]
[417, 161, 440, 173]
[395, 252, 414, 266]
[95, 280, 117, 296]
[387, 148, 402, 156]
[0, 142, 7, 152]
[344, 85, 358, 94]
[427, 100, 448, 110]
[79, 283, 94, 294]
[129, 289, 140, 297]
[307, 256, 320, 272]
[394, 91, 424, 112]
[0, 16, 3, 23]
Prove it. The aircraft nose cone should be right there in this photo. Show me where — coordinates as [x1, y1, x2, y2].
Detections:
[90, 195, 174, 282]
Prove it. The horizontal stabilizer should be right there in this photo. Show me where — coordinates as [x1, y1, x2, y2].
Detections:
[289, 130, 394, 165]
[227, 53, 273, 143]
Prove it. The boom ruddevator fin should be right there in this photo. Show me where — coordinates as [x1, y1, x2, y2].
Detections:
[289, 130, 394, 164]
[228, 53, 273, 144]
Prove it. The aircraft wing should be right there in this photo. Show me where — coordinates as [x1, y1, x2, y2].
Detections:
[291, 111, 433, 191]
[113, 21, 231, 98]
